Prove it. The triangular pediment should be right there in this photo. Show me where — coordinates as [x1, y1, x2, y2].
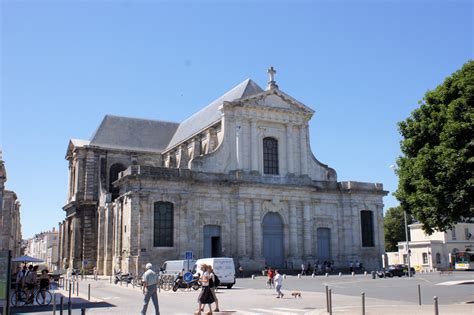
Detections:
[230, 89, 315, 115]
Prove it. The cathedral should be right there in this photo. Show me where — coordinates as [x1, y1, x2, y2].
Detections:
[58, 68, 387, 276]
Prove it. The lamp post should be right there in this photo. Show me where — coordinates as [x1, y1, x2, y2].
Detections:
[404, 210, 412, 277]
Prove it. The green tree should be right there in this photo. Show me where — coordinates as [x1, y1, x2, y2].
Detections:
[384, 206, 413, 252]
[395, 60, 474, 234]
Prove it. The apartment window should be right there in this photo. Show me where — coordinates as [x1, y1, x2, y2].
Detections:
[465, 228, 471, 240]
[360, 210, 374, 247]
[452, 228, 456, 240]
[403, 254, 408, 264]
[422, 253, 428, 264]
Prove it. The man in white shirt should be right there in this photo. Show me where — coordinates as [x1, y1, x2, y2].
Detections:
[274, 269, 284, 298]
[141, 263, 160, 315]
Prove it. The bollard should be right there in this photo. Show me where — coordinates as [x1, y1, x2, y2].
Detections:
[120, 279, 122, 286]
[325, 285, 329, 313]
[81, 307, 86, 315]
[251, 274, 255, 279]
[364, 271, 367, 276]
[88, 283, 91, 301]
[53, 293, 57, 315]
[371, 271, 376, 279]
[68, 286, 72, 315]
[328, 288, 332, 315]
[418, 284, 421, 306]
[352, 272, 355, 277]
[298, 274, 301, 278]
[338, 272, 342, 277]
[312, 273, 315, 278]
[361, 292, 365, 315]
[110, 275, 112, 284]
[77, 281, 79, 296]
[60, 296, 64, 315]
[283, 274, 287, 279]
[433, 296, 439, 315]
[325, 273, 329, 277]
[72, 281, 75, 294]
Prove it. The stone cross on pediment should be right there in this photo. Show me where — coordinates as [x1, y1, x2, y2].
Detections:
[267, 66, 279, 90]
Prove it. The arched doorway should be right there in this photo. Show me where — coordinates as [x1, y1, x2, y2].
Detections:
[203, 225, 221, 258]
[317, 228, 331, 261]
[262, 212, 284, 268]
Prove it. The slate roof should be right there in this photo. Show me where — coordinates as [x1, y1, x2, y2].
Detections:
[69, 79, 264, 153]
[89, 115, 179, 152]
[165, 79, 264, 150]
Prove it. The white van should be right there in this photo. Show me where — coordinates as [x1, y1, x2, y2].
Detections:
[194, 257, 236, 289]
[161, 260, 196, 276]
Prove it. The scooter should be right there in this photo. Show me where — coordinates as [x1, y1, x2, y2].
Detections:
[114, 271, 133, 284]
[172, 274, 200, 291]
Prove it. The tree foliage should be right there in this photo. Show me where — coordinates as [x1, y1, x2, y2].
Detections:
[384, 206, 413, 252]
[395, 60, 474, 234]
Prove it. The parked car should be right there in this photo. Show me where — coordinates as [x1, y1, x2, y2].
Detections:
[378, 264, 416, 278]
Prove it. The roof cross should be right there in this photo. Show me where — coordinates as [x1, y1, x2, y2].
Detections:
[267, 66, 279, 90]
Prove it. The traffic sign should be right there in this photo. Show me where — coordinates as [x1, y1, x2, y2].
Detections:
[185, 251, 193, 260]
[183, 272, 194, 284]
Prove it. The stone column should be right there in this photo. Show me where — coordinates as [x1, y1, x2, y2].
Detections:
[103, 204, 114, 275]
[178, 144, 189, 169]
[237, 200, 246, 257]
[63, 219, 70, 269]
[236, 120, 243, 170]
[303, 202, 313, 259]
[84, 151, 97, 200]
[96, 207, 105, 274]
[58, 222, 63, 268]
[252, 199, 262, 259]
[250, 120, 259, 172]
[286, 123, 294, 174]
[299, 125, 308, 175]
[289, 200, 298, 257]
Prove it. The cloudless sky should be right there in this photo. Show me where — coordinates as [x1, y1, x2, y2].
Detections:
[1, 0, 472, 238]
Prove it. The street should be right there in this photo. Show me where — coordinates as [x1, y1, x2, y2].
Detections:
[11, 272, 473, 314]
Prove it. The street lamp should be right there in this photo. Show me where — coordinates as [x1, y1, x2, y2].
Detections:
[390, 164, 413, 277]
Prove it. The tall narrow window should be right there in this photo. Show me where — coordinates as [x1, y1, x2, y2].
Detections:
[263, 137, 279, 175]
[436, 253, 441, 264]
[360, 210, 374, 247]
[422, 253, 428, 264]
[154, 202, 174, 247]
[452, 228, 457, 240]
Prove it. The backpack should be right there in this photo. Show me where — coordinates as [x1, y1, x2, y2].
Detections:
[213, 274, 220, 287]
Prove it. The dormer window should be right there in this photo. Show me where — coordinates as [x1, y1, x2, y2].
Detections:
[263, 137, 279, 175]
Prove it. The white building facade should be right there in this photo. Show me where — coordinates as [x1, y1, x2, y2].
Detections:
[392, 223, 474, 271]
[25, 228, 59, 270]
[59, 69, 387, 276]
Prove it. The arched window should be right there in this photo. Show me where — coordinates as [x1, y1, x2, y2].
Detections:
[109, 163, 126, 201]
[360, 210, 374, 247]
[263, 137, 279, 175]
[154, 202, 174, 247]
[422, 253, 428, 264]
[436, 253, 441, 264]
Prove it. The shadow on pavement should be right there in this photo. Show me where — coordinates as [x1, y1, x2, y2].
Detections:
[10, 295, 115, 314]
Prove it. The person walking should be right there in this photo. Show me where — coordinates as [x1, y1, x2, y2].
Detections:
[141, 263, 160, 315]
[266, 267, 274, 288]
[93, 267, 98, 281]
[301, 263, 306, 276]
[196, 264, 215, 315]
[274, 269, 284, 298]
[208, 265, 220, 312]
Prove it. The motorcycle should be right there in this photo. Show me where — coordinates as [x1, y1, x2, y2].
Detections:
[172, 274, 200, 292]
[114, 271, 134, 284]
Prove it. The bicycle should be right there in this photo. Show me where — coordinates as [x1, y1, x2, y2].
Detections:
[10, 286, 53, 306]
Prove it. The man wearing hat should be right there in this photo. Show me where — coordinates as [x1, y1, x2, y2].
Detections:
[141, 263, 160, 315]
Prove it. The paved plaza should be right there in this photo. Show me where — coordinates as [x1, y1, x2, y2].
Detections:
[10, 272, 473, 314]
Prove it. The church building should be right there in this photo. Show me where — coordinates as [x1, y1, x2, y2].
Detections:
[58, 68, 387, 276]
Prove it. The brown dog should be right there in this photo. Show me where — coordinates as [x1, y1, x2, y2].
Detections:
[291, 291, 302, 298]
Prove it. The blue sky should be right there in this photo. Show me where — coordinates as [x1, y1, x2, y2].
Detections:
[1, 0, 472, 238]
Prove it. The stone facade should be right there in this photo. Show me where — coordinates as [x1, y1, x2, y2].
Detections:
[25, 228, 59, 270]
[0, 156, 23, 257]
[58, 71, 387, 275]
